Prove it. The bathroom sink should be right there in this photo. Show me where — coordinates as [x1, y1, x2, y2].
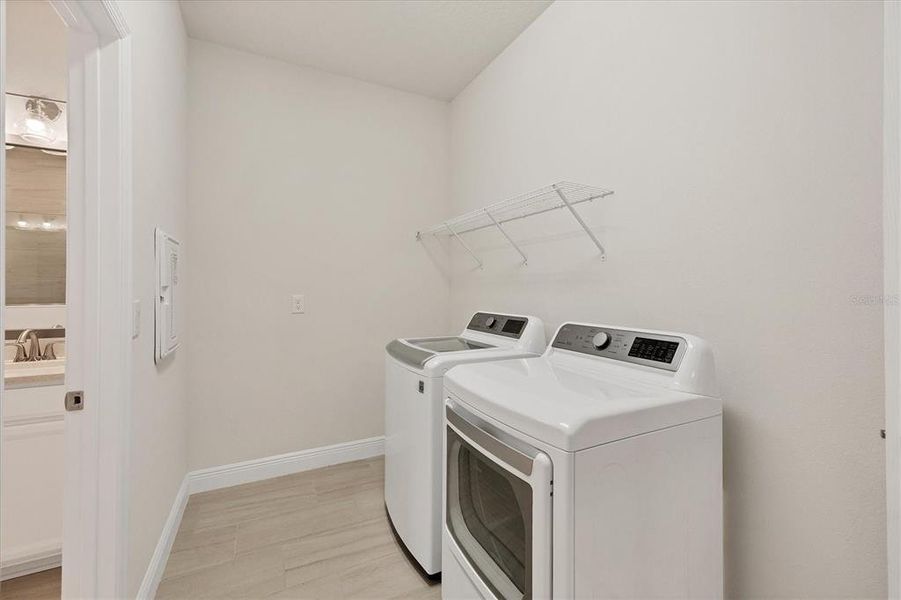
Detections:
[5, 358, 66, 377]
[4, 359, 66, 389]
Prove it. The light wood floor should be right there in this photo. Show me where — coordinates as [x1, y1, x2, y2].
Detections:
[0, 568, 60, 600]
[157, 457, 441, 599]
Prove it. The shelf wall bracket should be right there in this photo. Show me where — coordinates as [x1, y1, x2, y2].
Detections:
[445, 222, 483, 269]
[553, 184, 606, 258]
[485, 209, 527, 265]
[415, 231, 441, 242]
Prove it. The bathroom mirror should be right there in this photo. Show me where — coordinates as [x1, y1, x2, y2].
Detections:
[5, 145, 67, 305]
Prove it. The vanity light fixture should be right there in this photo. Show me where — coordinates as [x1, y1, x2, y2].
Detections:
[9, 213, 66, 231]
[13, 97, 61, 145]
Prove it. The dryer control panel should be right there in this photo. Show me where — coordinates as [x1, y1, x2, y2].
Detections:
[466, 312, 528, 339]
[552, 323, 687, 372]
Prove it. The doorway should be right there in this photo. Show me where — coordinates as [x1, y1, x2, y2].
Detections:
[1, 2, 69, 595]
[0, 0, 132, 597]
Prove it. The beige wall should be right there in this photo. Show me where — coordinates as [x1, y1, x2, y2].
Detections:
[448, 1, 885, 597]
[186, 40, 450, 470]
[118, 1, 189, 595]
[5, 147, 66, 305]
[5, 0, 66, 100]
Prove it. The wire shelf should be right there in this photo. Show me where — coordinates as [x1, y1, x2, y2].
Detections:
[417, 181, 613, 267]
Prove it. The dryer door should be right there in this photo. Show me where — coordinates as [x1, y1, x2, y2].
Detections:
[445, 402, 552, 600]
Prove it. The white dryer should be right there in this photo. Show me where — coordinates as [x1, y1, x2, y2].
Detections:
[442, 322, 723, 599]
[385, 312, 546, 576]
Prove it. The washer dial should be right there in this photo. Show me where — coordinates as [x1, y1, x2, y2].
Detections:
[592, 331, 611, 350]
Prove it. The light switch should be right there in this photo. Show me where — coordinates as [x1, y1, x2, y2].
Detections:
[291, 294, 305, 314]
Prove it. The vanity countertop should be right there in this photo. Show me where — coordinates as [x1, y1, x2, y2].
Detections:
[4, 360, 66, 390]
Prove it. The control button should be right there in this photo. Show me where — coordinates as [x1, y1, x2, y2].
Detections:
[485, 316, 496, 328]
[592, 331, 611, 350]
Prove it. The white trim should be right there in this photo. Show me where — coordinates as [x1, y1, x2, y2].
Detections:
[41, 1, 133, 597]
[3, 412, 66, 429]
[0, 3, 8, 522]
[189, 436, 386, 494]
[135, 476, 189, 600]
[97, 0, 129, 38]
[93, 28, 133, 598]
[59, 21, 98, 597]
[888, 1, 901, 597]
[50, 0, 128, 39]
[1, 418, 65, 441]
[1, 542, 62, 581]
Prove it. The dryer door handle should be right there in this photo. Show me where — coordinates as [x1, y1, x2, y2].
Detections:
[445, 402, 538, 477]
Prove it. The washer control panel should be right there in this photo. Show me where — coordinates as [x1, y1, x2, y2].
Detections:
[551, 323, 687, 371]
[467, 312, 528, 339]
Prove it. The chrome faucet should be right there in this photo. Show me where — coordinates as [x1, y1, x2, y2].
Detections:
[5, 341, 26, 362]
[42, 341, 62, 360]
[16, 329, 42, 362]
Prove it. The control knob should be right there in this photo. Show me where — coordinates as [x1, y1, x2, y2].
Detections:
[485, 316, 497, 328]
[592, 331, 611, 350]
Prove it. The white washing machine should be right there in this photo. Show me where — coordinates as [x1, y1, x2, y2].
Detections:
[385, 312, 546, 576]
[442, 322, 723, 599]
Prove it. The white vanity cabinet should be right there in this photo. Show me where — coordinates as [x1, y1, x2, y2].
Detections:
[0, 383, 65, 579]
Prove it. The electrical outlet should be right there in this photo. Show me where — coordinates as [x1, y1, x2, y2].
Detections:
[291, 294, 305, 314]
[132, 299, 141, 338]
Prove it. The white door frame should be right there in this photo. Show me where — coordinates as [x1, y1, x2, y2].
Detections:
[887, 1, 901, 597]
[0, 0, 133, 597]
[0, 0, 5, 584]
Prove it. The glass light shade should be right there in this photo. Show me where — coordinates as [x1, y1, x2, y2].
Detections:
[15, 114, 56, 144]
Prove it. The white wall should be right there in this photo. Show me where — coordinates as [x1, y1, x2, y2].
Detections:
[117, 1, 189, 595]
[448, 1, 885, 597]
[4, 0, 66, 100]
[186, 40, 449, 470]
[4, 305, 64, 330]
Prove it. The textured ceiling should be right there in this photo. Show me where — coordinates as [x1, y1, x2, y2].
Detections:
[179, 0, 552, 100]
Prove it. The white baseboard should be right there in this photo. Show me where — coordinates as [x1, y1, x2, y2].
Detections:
[136, 476, 189, 600]
[1, 542, 61, 581]
[188, 436, 385, 494]
[137, 436, 385, 597]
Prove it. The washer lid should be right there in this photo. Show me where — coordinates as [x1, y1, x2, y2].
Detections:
[406, 336, 494, 353]
[444, 356, 722, 452]
[386, 337, 497, 369]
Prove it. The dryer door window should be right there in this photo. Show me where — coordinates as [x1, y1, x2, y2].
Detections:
[453, 437, 531, 597]
[445, 402, 553, 600]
